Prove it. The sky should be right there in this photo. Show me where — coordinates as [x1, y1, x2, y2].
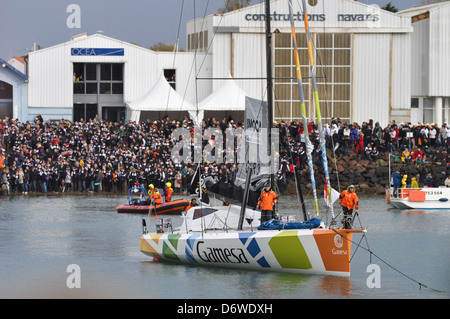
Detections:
[0, 0, 423, 60]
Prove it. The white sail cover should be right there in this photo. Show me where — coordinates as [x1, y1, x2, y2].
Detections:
[127, 73, 200, 123]
[178, 205, 261, 232]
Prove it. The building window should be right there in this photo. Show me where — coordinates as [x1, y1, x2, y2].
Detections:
[273, 33, 351, 122]
[411, 98, 419, 108]
[187, 31, 208, 52]
[423, 97, 434, 124]
[73, 63, 123, 95]
[101, 64, 112, 81]
[73, 103, 98, 122]
[85, 64, 96, 81]
[165, 69, 176, 90]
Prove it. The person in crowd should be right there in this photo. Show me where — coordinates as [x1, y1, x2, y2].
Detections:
[1, 116, 449, 199]
[445, 174, 450, 188]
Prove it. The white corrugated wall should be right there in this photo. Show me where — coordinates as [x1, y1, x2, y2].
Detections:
[429, 5, 450, 97]
[232, 32, 267, 102]
[410, 18, 430, 97]
[28, 44, 72, 108]
[391, 33, 411, 109]
[28, 34, 211, 110]
[352, 33, 391, 127]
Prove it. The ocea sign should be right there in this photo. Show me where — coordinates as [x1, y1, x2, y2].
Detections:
[70, 48, 124, 56]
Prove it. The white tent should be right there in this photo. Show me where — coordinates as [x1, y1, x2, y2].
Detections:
[197, 75, 247, 122]
[127, 73, 200, 123]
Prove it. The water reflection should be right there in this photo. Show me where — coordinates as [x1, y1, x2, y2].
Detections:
[0, 194, 449, 298]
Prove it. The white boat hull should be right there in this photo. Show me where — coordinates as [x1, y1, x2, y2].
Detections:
[386, 187, 450, 210]
[140, 228, 363, 277]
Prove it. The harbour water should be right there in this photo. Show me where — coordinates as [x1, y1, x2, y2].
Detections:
[0, 193, 448, 299]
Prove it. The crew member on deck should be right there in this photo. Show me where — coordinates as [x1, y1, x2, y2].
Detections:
[257, 182, 278, 223]
[339, 185, 359, 229]
[186, 198, 198, 212]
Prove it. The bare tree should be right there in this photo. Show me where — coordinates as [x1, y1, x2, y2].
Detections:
[218, 0, 251, 14]
[382, 2, 398, 12]
[150, 42, 184, 52]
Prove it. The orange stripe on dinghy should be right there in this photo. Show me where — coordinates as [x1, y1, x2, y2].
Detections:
[313, 230, 355, 273]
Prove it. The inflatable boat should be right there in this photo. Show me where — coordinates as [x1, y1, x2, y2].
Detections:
[116, 186, 189, 214]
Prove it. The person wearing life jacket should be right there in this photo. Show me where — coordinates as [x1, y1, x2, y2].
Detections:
[257, 182, 278, 223]
[153, 189, 162, 205]
[186, 198, 198, 212]
[147, 184, 155, 204]
[339, 185, 359, 228]
[164, 182, 173, 202]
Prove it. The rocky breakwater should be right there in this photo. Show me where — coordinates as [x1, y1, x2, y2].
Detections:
[283, 151, 447, 196]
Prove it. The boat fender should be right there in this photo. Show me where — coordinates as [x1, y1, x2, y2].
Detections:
[153, 257, 161, 262]
[439, 198, 448, 202]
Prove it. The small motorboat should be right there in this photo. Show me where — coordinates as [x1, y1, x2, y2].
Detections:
[386, 187, 450, 209]
[116, 186, 189, 214]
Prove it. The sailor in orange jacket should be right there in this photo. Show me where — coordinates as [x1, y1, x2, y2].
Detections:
[339, 185, 359, 216]
[186, 198, 198, 212]
[257, 183, 278, 223]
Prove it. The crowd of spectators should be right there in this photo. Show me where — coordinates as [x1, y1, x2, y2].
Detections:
[1, 114, 449, 196]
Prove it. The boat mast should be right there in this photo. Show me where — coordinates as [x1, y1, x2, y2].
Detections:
[265, 0, 275, 189]
[288, 0, 319, 218]
[300, 0, 334, 219]
[239, 0, 274, 229]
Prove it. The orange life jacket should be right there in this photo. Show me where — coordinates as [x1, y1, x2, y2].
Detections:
[153, 191, 162, 204]
[186, 202, 198, 212]
[257, 190, 278, 211]
[165, 187, 173, 202]
[339, 190, 359, 210]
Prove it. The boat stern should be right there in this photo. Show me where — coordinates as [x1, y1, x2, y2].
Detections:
[313, 228, 365, 276]
[140, 234, 162, 258]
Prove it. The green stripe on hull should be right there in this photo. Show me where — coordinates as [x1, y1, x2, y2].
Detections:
[163, 241, 180, 261]
[268, 231, 312, 269]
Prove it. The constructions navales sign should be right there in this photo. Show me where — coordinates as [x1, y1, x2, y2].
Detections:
[244, 11, 380, 22]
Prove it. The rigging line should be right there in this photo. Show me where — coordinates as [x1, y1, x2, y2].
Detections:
[331, 228, 445, 294]
[163, 0, 186, 116]
[196, 76, 326, 80]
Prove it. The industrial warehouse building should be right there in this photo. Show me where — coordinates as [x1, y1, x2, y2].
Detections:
[1, 0, 449, 127]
